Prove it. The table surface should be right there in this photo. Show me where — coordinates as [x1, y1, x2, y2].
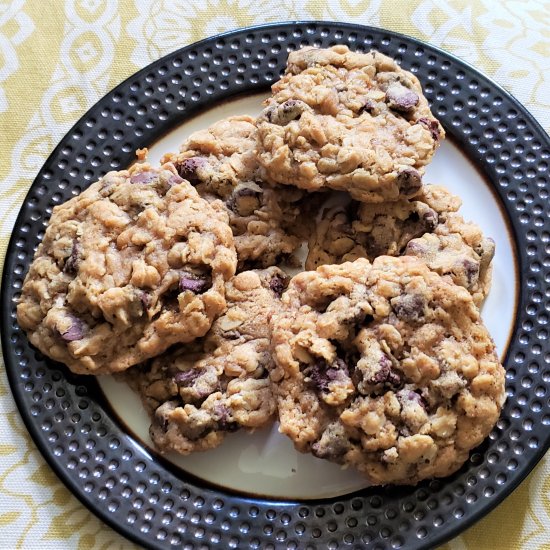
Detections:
[1, 1, 549, 549]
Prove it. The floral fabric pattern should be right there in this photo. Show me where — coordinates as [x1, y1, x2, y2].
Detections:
[0, 1, 548, 548]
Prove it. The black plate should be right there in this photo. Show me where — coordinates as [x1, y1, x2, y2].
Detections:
[2, 22, 549, 550]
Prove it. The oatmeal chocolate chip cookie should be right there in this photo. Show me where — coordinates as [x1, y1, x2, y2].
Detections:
[270, 256, 505, 485]
[305, 185, 454, 268]
[17, 162, 237, 375]
[306, 185, 494, 305]
[257, 45, 444, 202]
[126, 268, 288, 455]
[404, 213, 495, 307]
[161, 116, 305, 269]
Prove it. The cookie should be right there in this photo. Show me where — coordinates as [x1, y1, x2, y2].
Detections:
[257, 45, 444, 202]
[162, 116, 305, 269]
[17, 162, 237, 375]
[126, 268, 288, 455]
[404, 213, 495, 307]
[306, 185, 494, 305]
[270, 256, 505, 485]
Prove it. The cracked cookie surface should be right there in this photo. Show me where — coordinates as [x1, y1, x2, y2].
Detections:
[162, 116, 305, 269]
[17, 162, 237, 375]
[257, 45, 444, 202]
[127, 268, 288, 455]
[270, 256, 505, 485]
[306, 185, 494, 306]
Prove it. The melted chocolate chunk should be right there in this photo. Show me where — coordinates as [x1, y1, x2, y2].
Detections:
[269, 274, 288, 297]
[173, 369, 201, 387]
[311, 423, 350, 461]
[462, 258, 480, 286]
[214, 404, 239, 432]
[266, 99, 308, 125]
[174, 157, 207, 185]
[169, 174, 184, 185]
[392, 293, 425, 323]
[367, 355, 401, 387]
[385, 83, 419, 112]
[371, 355, 391, 384]
[397, 389, 427, 410]
[153, 401, 177, 432]
[130, 171, 157, 184]
[63, 240, 81, 275]
[179, 273, 211, 294]
[305, 358, 348, 393]
[404, 239, 427, 255]
[417, 117, 441, 141]
[396, 168, 422, 196]
[422, 208, 438, 231]
[59, 314, 86, 342]
[226, 185, 262, 215]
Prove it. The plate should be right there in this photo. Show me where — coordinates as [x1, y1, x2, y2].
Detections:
[2, 22, 549, 549]
[99, 91, 517, 501]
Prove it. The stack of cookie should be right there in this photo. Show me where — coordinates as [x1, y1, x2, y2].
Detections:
[17, 45, 505, 486]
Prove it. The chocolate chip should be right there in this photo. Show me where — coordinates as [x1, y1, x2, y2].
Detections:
[398, 208, 438, 254]
[397, 389, 426, 409]
[365, 354, 401, 387]
[130, 170, 157, 184]
[169, 174, 185, 185]
[311, 422, 350, 461]
[59, 314, 86, 342]
[63, 240, 81, 275]
[174, 157, 207, 185]
[392, 293, 425, 323]
[265, 99, 308, 125]
[371, 355, 391, 384]
[404, 239, 427, 255]
[396, 168, 422, 196]
[359, 99, 376, 115]
[153, 401, 177, 432]
[180, 277, 208, 293]
[388, 370, 402, 387]
[173, 369, 201, 387]
[214, 404, 239, 432]
[226, 184, 262, 216]
[305, 361, 330, 392]
[385, 83, 419, 112]
[336, 221, 354, 236]
[311, 440, 348, 460]
[179, 273, 211, 294]
[305, 358, 349, 393]
[463, 258, 480, 286]
[417, 117, 441, 140]
[269, 274, 288, 297]
[280, 99, 306, 119]
[422, 208, 438, 231]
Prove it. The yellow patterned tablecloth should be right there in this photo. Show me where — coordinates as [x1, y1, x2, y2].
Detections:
[1, 1, 549, 548]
